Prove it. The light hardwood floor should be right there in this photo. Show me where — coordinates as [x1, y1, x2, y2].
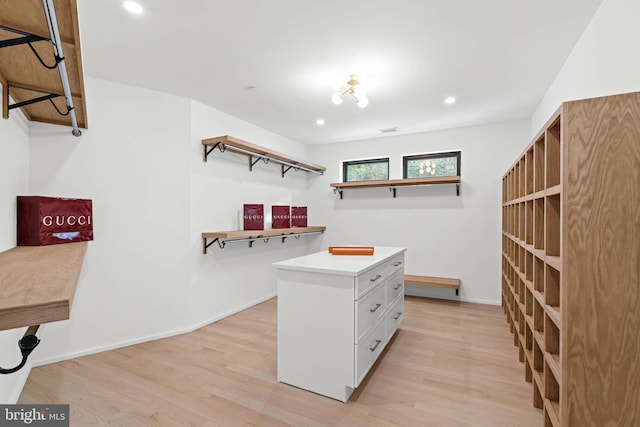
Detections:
[19, 297, 542, 426]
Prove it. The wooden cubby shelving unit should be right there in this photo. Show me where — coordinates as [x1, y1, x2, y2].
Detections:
[202, 135, 326, 177]
[202, 226, 326, 253]
[501, 91, 640, 426]
[0, 241, 87, 331]
[330, 175, 461, 198]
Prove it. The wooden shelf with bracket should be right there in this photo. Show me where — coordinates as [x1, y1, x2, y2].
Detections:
[330, 175, 461, 198]
[0, 241, 87, 331]
[201, 135, 325, 177]
[201, 226, 326, 253]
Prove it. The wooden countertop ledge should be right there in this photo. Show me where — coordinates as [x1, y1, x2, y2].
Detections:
[0, 241, 87, 331]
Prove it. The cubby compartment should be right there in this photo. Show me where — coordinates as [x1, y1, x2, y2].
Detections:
[533, 338, 544, 373]
[545, 265, 560, 311]
[534, 256, 545, 294]
[519, 202, 526, 241]
[534, 136, 545, 192]
[534, 197, 545, 250]
[526, 251, 534, 282]
[544, 314, 560, 356]
[534, 299, 544, 333]
[525, 288, 533, 317]
[526, 147, 534, 195]
[503, 178, 507, 203]
[525, 200, 534, 245]
[515, 162, 521, 199]
[525, 322, 533, 352]
[519, 157, 526, 198]
[545, 195, 560, 257]
[545, 119, 561, 189]
[518, 278, 526, 305]
[533, 380, 544, 409]
[525, 355, 533, 383]
[544, 368, 560, 426]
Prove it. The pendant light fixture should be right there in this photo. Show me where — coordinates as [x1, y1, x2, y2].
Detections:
[332, 74, 368, 108]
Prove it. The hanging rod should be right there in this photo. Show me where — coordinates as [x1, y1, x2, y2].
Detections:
[0, 2, 81, 136]
[203, 230, 325, 253]
[204, 143, 324, 176]
[42, 0, 81, 137]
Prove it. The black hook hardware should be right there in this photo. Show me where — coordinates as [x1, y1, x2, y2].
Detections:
[0, 326, 40, 375]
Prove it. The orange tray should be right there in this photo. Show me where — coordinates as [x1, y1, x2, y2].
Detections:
[328, 246, 374, 256]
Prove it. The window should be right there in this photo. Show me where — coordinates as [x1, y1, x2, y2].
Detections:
[343, 158, 389, 182]
[403, 151, 460, 179]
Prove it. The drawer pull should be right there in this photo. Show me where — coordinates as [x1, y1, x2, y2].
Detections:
[393, 283, 402, 290]
[369, 303, 382, 313]
[393, 261, 402, 267]
[393, 312, 402, 320]
[370, 274, 382, 282]
[369, 339, 382, 352]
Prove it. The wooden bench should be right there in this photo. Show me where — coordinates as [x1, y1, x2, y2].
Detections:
[404, 275, 460, 296]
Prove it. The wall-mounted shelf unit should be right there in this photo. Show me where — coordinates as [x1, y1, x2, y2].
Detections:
[0, 241, 87, 331]
[202, 226, 326, 253]
[330, 176, 461, 198]
[202, 135, 326, 177]
[501, 91, 640, 427]
[0, 0, 88, 136]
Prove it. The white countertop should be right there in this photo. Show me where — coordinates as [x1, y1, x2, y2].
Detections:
[273, 246, 405, 276]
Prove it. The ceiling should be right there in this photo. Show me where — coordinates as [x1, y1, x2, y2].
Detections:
[77, 0, 604, 145]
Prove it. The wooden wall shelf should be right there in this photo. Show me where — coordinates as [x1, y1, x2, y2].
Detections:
[330, 176, 461, 198]
[202, 135, 326, 177]
[0, 241, 87, 331]
[202, 226, 326, 253]
[0, 0, 88, 135]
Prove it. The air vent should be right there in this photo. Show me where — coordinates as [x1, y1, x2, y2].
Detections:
[380, 127, 399, 133]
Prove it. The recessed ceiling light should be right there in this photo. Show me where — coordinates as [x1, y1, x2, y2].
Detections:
[380, 127, 399, 133]
[316, 119, 325, 126]
[444, 96, 456, 105]
[123, 1, 143, 14]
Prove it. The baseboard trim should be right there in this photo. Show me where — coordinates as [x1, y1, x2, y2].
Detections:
[33, 293, 276, 367]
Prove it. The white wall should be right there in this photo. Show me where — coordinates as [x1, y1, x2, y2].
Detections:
[0, 76, 318, 403]
[0, 87, 31, 403]
[532, 0, 640, 134]
[188, 99, 324, 327]
[26, 77, 194, 367]
[308, 120, 530, 305]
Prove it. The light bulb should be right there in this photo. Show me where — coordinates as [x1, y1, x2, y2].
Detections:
[356, 96, 369, 108]
[123, 1, 143, 14]
[331, 92, 344, 105]
[352, 84, 367, 98]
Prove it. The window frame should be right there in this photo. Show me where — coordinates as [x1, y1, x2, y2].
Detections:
[402, 150, 461, 179]
[342, 157, 390, 183]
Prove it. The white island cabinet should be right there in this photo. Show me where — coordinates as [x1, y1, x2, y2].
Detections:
[274, 246, 406, 402]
